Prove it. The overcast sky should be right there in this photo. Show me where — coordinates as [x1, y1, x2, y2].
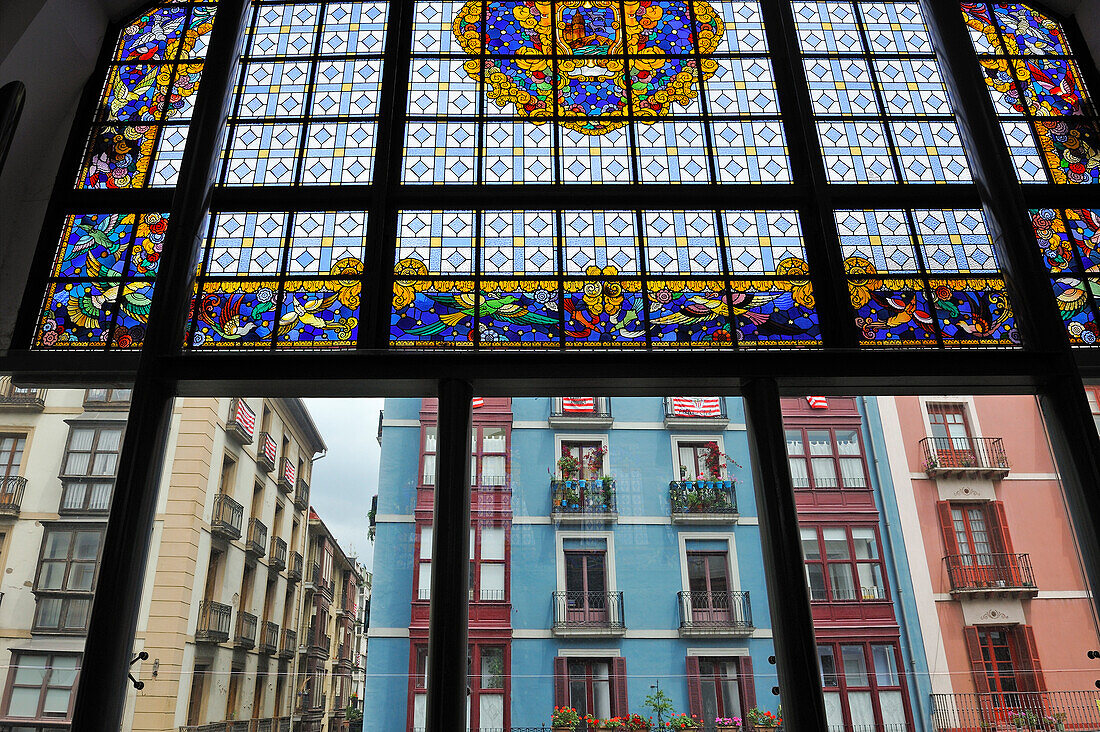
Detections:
[302, 398, 384, 570]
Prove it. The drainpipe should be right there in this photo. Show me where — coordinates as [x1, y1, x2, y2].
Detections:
[860, 396, 931, 732]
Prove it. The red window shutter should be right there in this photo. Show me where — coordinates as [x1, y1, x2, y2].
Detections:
[937, 501, 959, 555]
[988, 501, 1015, 554]
[554, 657, 569, 708]
[738, 656, 757, 711]
[963, 626, 991, 694]
[1013, 625, 1047, 693]
[685, 657, 702, 719]
[611, 657, 629, 717]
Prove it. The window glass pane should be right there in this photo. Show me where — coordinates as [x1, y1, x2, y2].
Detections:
[811, 457, 837, 487]
[8, 687, 41, 717]
[828, 564, 855, 600]
[481, 527, 505, 561]
[841, 645, 869, 686]
[43, 532, 71, 560]
[851, 528, 878, 559]
[73, 532, 101, 560]
[482, 455, 506, 485]
[425, 426, 437, 452]
[835, 429, 860, 455]
[97, 429, 122, 452]
[839, 457, 866, 487]
[801, 528, 820, 559]
[823, 529, 849, 559]
[68, 563, 96, 591]
[423, 453, 436, 484]
[68, 429, 95, 452]
[789, 457, 810, 488]
[42, 687, 72, 714]
[420, 527, 432, 559]
[481, 647, 504, 689]
[818, 646, 838, 687]
[785, 430, 804, 454]
[482, 427, 506, 452]
[34, 598, 62, 628]
[807, 430, 833, 455]
[872, 645, 899, 686]
[38, 562, 65, 590]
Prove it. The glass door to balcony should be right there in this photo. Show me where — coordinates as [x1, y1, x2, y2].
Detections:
[977, 628, 1023, 714]
[952, 505, 999, 586]
[567, 660, 612, 727]
[564, 551, 607, 625]
[698, 658, 742, 729]
[687, 552, 730, 624]
[929, 403, 977, 468]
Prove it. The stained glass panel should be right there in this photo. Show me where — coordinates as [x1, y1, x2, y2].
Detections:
[1032, 208, 1100, 345]
[962, 3, 1100, 184]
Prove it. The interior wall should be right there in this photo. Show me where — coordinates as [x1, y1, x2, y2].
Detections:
[0, 1, 1096, 354]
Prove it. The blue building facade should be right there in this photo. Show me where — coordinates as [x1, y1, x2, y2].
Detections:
[364, 396, 929, 732]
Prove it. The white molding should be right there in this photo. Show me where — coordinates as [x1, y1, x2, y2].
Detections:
[381, 418, 420, 428]
[677, 531, 740, 593]
[909, 471, 1062, 481]
[1035, 590, 1092, 599]
[366, 627, 411, 638]
[514, 421, 550, 429]
[737, 517, 759, 526]
[554, 432, 611, 479]
[375, 514, 415, 523]
[617, 516, 672, 525]
[686, 647, 750, 657]
[917, 395, 982, 439]
[512, 516, 553, 524]
[512, 629, 554, 638]
[558, 648, 621, 657]
[556, 530, 616, 592]
[670, 433, 729, 480]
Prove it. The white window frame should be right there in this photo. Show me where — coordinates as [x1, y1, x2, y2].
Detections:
[670, 434, 729, 480]
[553, 434, 610, 480]
[555, 530, 616, 593]
[677, 532, 740, 593]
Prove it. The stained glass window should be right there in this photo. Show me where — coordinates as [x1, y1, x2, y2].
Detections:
[404, 1, 790, 183]
[839, 209, 1017, 347]
[1032, 208, 1100, 345]
[390, 210, 819, 349]
[793, 1, 971, 183]
[962, 3, 1100, 183]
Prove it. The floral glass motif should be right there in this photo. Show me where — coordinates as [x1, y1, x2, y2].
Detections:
[962, 3, 1100, 183]
[221, 2, 389, 186]
[406, 1, 790, 183]
[77, 2, 216, 189]
[838, 209, 1018, 348]
[793, 1, 971, 183]
[187, 211, 367, 350]
[1031, 208, 1100, 345]
[390, 210, 820, 349]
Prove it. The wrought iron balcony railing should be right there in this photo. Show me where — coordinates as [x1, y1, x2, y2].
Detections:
[548, 397, 613, 426]
[0, 476, 26, 517]
[280, 628, 296, 658]
[258, 432, 277, 473]
[211, 493, 243, 541]
[550, 479, 617, 523]
[278, 458, 295, 493]
[932, 690, 1100, 731]
[259, 620, 279, 655]
[246, 517, 267, 558]
[288, 551, 303, 582]
[919, 436, 1009, 476]
[196, 600, 231, 643]
[944, 553, 1037, 596]
[669, 480, 737, 522]
[234, 610, 257, 650]
[663, 396, 728, 424]
[178, 717, 292, 732]
[269, 536, 287, 571]
[294, 478, 310, 510]
[226, 398, 256, 446]
[308, 625, 332, 656]
[552, 591, 625, 635]
[677, 590, 753, 636]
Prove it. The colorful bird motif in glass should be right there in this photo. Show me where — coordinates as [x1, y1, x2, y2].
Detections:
[1032, 208, 1100, 345]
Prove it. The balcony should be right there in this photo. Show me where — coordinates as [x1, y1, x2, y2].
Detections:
[280, 628, 296, 659]
[59, 478, 112, 514]
[234, 610, 257, 650]
[269, 536, 287, 571]
[294, 478, 310, 510]
[919, 436, 1009, 478]
[551, 591, 626, 637]
[550, 479, 618, 524]
[945, 553, 1037, 597]
[669, 480, 737, 523]
[677, 591, 753, 637]
[932, 690, 1100, 731]
[278, 458, 295, 494]
[246, 518, 267, 558]
[179, 717, 292, 732]
[663, 396, 729, 429]
[258, 432, 277, 473]
[195, 600, 232, 643]
[259, 620, 278, 655]
[226, 398, 256, 446]
[548, 397, 613, 428]
[0, 378, 45, 410]
[211, 493, 243, 541]
[308, 625, 332, 657]
[288, 551, 303, 582]
[0, 476, 26, 517]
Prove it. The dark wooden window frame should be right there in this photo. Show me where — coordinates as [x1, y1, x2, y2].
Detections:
[802, 523, 890, 604]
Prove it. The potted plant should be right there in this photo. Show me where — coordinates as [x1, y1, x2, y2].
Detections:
[715, 717, 741, 731]
[600, 717, 625, 731]
[552, 706, 582, 732]
[625, 713, 652, 730]
[665, 713, 699, 730]
[558, 448, 580, 482]
[745, 708, 781, 729]
[703, 441, 741, 481]
[586, 445, 608, 480]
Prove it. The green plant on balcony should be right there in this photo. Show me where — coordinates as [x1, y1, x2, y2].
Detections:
[558, 447, 580, 480]
[346, 705, 363, 722]
[745, 707, 781, 728]
[664, 713, 700, 730]
[552, 706, 582, 731]
[703, 441, 741, 480]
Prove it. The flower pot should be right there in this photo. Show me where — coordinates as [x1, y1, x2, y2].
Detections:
[723, 480, 733, 489]
[696, 480, 706, 489]
[578, 479, 587, 489]
[705, 480, 715, 490]
[553, 727, 573, 732]
[565, 480, 575, 489]
[716, 726, 741, 732]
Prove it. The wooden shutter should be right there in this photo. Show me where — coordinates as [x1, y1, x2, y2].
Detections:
[611, 657, 629, 717]
[738, 656, 757, 712]
[937, 501, 959, 554]
[1012, 625, 1047, 693]
[988, 501, 1015, 554]
[554, 657, 569, 708]
[963, 626, 992, 693]
[685, 657, 702, 718]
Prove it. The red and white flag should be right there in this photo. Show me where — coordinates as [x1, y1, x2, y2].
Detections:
[671, 397, 722, 417]
[807, 396, 829, 409]
[232, 399, 256, 438]
[283, 458, 296, 485]
[262, 434, 278, 464]
[562, 397, 596, 413]
[472, 398, 484, 409]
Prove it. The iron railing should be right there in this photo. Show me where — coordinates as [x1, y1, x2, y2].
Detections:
[664, 396, 728, 420]
[246, 518, 267, 558]
[278, 458, 295, 493]
[550, 479, 617, 518]
[919, 436, 1009, 474]
[226, 398, 255, 445]
[549, 397, 612, 419]
[280, 628, 296, 658]
[211, 493, 243, 540]
[234, 610, 257, 649]
[260, 620, 279, 654]
[288, 551, 303, 582]
[178, 718, 292, 732]
[552, 591, 625, 631]
[0, 476, 26, 516]
[944, 553, 1036, 593]
[309, 624, 332, 656]
[295, 478, 310, 510]
[677, 590, 752, 632]
[669, 480, 737, 517]
[270, 536, 287, 571]
[258, 432, 278, 473]
[196, 600, 231, 643]
[932, 690, 1100, 731]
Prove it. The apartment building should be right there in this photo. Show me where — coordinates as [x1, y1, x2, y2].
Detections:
[297, 512, 362, 732]
[350, 567, 371, 711]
